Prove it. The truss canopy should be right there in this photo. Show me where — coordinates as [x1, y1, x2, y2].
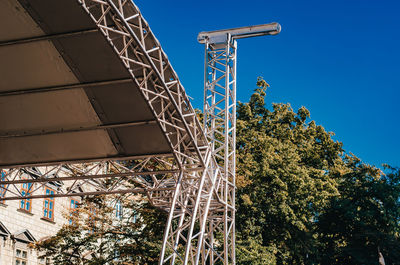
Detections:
[0, 0, 172, 167]
[0, 0, 278, 263]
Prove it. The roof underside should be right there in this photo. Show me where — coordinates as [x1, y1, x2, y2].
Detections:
[0, 0, 172, 167]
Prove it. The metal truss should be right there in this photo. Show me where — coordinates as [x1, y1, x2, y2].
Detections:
[79, 0, 207, 170]
[0, 156, 229, 264]
[198, 22, 280, 264]
[0, 156, 179, 202]
[0, 0, 235, 264]
[77, 0, 232, 263]
[203, 37, 237, 265]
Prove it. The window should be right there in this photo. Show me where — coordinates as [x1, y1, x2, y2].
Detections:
[43, 187, 55, 220]
[15, 248, 28, 265]
[20, 179, 32, 212]
[38, 257, 50, 265]
[115, 200, 123, 220]
[0, 170, 8, 199]
[88, 205, 97, 233]
[69, 198, 79, 224]
[70, 198, 79, 209]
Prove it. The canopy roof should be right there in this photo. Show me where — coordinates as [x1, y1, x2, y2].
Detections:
[0, 0, 173, 167]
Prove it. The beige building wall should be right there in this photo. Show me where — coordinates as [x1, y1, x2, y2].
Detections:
[0, 169, 80, 265]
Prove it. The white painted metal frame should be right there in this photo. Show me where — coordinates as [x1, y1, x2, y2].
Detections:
[203, 36, 237, 265]
[199, 22, 281, 265]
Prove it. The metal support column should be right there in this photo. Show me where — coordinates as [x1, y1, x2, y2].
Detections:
[199, 22, 281, 265]
[203, 36, 237, 265]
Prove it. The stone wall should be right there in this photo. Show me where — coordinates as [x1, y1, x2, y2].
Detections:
[0, 185, 74, 264]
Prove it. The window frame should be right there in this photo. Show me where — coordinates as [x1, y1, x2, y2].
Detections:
[15, 248, 28, 265]
[19, 177, 33, 213]
[69, 198, 79, 224]
[38, 256, 50, 265]
[42, 187, 55, 221]
[88, 204, 98, 233]
[115, 200, 123, 220]
[0, 170, 8, 200]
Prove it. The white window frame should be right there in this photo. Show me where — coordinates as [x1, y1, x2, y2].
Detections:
[15, 248, 28, 265]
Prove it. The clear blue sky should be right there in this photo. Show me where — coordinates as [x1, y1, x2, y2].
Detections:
[136, 0, 400, 168]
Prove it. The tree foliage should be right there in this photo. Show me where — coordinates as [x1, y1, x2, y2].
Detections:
[317, 159, 400, 264]
[235, 78, 400, 265]
[34, 195, 166, 264]
[236, 78, 345, 264]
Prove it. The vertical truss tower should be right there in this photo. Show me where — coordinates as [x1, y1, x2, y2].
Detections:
[198, 22, 281, 264]
[202, 36, 237, 264]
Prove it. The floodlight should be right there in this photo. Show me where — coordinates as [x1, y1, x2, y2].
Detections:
[197, 22, 281, 44]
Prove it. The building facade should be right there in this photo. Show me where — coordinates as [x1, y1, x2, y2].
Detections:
[0, 168, 80, 265]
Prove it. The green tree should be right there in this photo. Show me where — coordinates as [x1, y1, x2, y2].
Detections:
[316, 158, 400, 264]
[235, 78, 400, 265]
[34, 194, 166, 265]
[235, 78, 346, 264]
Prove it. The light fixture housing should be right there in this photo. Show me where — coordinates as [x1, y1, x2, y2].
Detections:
[198, 22, 281, 44]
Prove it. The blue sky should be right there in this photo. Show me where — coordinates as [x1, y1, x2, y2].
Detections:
[136, 0, 400, 168]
